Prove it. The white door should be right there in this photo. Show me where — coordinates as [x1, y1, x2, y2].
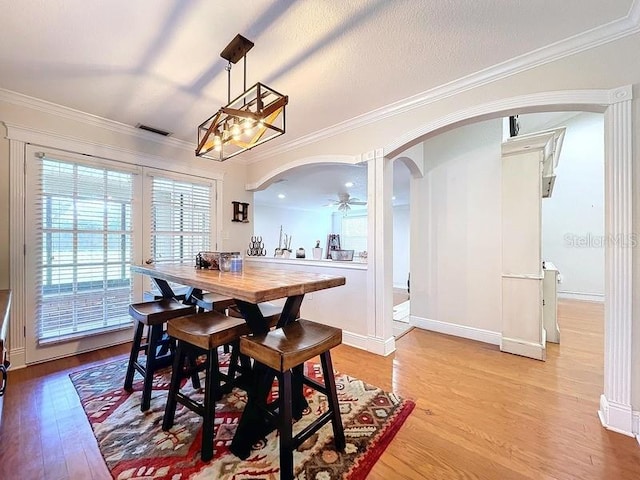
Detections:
[23, 146, 218, 364]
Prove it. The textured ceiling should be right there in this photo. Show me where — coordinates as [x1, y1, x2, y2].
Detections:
[0, 0, 633, 151]
[1, 1, 623, 213]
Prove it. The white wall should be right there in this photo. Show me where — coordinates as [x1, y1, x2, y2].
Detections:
[411, 119, 503, 333]
[241, 32, 640, 409]
[393, 205, 410, 289]
[245, 257, 368, 338]
[541, 113, 605, 301]
[253, 204, 333, 256]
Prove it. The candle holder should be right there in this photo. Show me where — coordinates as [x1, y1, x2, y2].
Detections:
[246, 236, 266, 256]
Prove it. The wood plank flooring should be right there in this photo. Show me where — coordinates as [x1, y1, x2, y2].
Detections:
[1, 299, 639, 479]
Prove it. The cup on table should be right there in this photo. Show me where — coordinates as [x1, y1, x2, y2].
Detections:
[229, 254, 243, 273]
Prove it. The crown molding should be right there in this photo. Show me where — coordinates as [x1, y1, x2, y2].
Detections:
[0, 88, 195, 152]
[2, 121, 223, 181]
[383, 87, 632, 157]
[630, 0, 640, 25]
[247, 2, 640, 163]
[1, 2, 637, 165]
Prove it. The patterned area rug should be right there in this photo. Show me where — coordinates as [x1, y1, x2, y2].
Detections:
[70, 357, 415, 480]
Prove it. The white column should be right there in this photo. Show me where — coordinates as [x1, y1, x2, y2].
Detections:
[364, 149, 395, 355]
[599, 89, 634, 436]
[8, 138, 26, 368]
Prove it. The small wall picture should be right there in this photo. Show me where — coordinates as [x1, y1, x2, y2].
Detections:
[232, 201, 250, 223]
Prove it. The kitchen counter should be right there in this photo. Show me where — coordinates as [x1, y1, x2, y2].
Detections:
[245, 256, 369, 342]
[245, 256, 367, 270]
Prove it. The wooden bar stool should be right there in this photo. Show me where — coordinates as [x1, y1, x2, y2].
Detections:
[194, 291, 236, 313]
[239, 319, 346, 480]
[0, 290, 11, 397]
[226, 301, 292, 385]
[193, 292, 236, 355]
[162, 311, 251, 462]
[124, 298, 196, 411]
[227, 301, 287, 326]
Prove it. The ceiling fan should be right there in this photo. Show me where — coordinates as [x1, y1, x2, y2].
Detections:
[326, 192, 367, 214]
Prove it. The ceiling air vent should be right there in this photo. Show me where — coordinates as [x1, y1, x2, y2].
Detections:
[136, 123, 172, 137]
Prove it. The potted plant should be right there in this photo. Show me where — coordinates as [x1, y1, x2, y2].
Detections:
[281, 233, 292, 258]
[312, 240, 323, 260]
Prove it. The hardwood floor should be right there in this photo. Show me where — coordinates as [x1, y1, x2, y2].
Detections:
[393, 287, 410, 306]
[1, 299, 639, 479]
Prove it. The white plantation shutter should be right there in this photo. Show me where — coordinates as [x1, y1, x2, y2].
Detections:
[34, 157, 135, 344]
[150, 176, 213, 264]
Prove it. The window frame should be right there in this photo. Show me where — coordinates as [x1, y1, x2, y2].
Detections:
[22, 147, 221, 364]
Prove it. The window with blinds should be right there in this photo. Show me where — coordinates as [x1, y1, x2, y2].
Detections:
[150, 176, 212, 264]
[34, 157, 134, 344]
[341, 215, 368, 253]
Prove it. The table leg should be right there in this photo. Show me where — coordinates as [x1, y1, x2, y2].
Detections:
[230, 360, 276, 459]
[234, 300, 269, 334]
[229, 296, 309, 459]
[277, 295, 308, 418]
[277, 295, 304, 328]
[151, 278, 176, 299]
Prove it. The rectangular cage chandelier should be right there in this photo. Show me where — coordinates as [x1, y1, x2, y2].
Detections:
[196, 34, 288, 161]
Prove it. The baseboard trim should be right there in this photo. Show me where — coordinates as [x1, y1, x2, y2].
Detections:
[393, 301, 410, 321]
[598, 394, 635, 437]
[500, 337, 546, 360]
[367, 335, 396, 356]
[558, 291, 604, 302]
[342, 331, 369, 351]
[342, 331, 395, 356]
[410, 316, 501, 345]
[8, 347, 26, 370]
[632, 410, 639, 446]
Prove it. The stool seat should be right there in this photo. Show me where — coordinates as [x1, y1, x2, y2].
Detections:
[163, 310, 252, 462]
[240, 319, 341, 372]
[228, 301, 294, 329]
[124, 298, 196, 411]
[129, 298, 195, 325]
[194, 292, 235, 312]
[239, 319, 345, 479]
[0, 290, 11, 397]
[168, 311, 250, 349]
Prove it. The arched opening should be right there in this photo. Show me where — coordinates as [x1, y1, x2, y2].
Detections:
[376, 86, 632, 437]
[245, 86, 633, 437]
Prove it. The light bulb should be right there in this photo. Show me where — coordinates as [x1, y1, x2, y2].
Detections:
[242, 118, 255, 135]
[231, 122, 241, 140]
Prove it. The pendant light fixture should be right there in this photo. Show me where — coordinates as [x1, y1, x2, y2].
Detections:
[196, 34, 288, 161]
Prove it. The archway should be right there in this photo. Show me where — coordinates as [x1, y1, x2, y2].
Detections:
[245, 86, 634, 437]
[374, 86, 633, 437]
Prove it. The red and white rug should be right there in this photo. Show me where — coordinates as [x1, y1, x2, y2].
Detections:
[70, 357, 415, 480]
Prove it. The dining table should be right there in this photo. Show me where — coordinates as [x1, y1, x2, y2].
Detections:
[130, 262, 346, 459]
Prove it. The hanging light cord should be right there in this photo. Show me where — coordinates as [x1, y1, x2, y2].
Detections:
[225, 62, 232, 104]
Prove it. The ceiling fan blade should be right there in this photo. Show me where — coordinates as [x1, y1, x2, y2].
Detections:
[349, 201, 367, 205]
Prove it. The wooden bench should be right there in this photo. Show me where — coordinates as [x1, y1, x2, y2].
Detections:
[0, 289, 12, 397]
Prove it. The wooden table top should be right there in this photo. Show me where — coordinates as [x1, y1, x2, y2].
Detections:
[131, 264, 345, 304]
